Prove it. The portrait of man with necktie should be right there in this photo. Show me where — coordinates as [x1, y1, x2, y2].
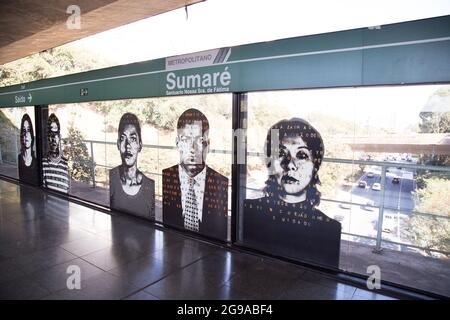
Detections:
[162, 108, 228, 241]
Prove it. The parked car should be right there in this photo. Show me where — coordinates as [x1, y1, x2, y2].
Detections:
[392, 177, 400, 184]
[358, 181, 368, 188]
[367, 172, 374, 178]
[372, 183, 381, 191]
[361, 201, 376, 211]
[339, 202, 351, 210]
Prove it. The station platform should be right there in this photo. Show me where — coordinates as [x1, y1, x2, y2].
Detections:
[0, 179, 395, 300]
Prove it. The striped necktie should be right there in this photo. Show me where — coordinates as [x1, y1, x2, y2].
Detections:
[184, 177, 199, 231]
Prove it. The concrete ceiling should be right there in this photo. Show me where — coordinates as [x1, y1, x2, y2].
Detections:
[0, 0, 204, 65]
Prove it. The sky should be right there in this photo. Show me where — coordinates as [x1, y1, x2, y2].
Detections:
[250, 85, 447, 132]
[65, 0, 450, 132]
[71, 0, 450, 65]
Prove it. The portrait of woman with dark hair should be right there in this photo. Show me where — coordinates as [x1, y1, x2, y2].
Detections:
[243, 118, 341, 268]
[18, 113, 39, 186]
[109, 112, 155, 220]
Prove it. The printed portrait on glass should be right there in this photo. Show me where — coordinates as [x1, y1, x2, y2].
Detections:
[42, 113, 70, 193]
[162, 108, 228, 240]
[243, 118, 341, 268]
[18, 114, 39, 186]
[109, 112, 155, 219]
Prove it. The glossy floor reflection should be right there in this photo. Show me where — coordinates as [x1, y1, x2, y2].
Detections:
[0, 180, 396, 300]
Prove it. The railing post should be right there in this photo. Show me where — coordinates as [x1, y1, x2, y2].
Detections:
[373, 165, 387, 254]
[13, 131, 18, 165]
[90, 141, 96, 188]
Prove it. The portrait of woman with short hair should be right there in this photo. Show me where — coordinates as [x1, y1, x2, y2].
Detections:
[109, 112, 155, 220]
[243, 118, 341, 268]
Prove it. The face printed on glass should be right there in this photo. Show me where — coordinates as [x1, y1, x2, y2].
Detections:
[22, 120, 32, 149]
[118, 124, 141, 167]
[48, 121, 60, 155]
[273, 135, 314, 195]
[177, 123, 208, 172]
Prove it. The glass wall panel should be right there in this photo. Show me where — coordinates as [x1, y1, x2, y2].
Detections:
[0, 106, 36, 183]
[240, 85, 450, 296]
[47, 94, 232, 241]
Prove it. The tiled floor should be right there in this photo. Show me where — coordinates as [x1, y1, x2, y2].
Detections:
[0, 179, 396, 300]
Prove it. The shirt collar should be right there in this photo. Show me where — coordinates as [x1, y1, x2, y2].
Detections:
[179, 165, 206, 184]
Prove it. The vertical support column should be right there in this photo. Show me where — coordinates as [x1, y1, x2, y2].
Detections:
[231, 92, 248, 243]
[373, 165, 387, 253]
[34, 105, 48, 187]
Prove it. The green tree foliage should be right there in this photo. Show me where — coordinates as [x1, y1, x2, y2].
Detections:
[0, 46, 113, 87]
[413, 176, 450, 216]
[419, 111, 450, 134]
[62, 126, 96, 184]
[418, 111, 450, 167]
[0, 110, 19, 163]
[409, 86, 450, 256]
[418, 86, 450, 167]
[141, 99, 182, 130]
[407, 215, 450, 257]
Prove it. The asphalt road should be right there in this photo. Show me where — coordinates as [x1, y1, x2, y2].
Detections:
[351, 165, 415, 213]
[332, 160, 418, 241]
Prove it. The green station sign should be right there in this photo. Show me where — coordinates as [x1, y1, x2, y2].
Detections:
[1, 15, 449, 107]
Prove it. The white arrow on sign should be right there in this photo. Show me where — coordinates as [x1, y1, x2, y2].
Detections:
[27, 93, 32, 103]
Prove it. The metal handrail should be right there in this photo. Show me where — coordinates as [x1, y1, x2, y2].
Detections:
[92, 161, 450, 220]
[84, 138, 450, 172]
[83, 139, 449, 255]
[341, 232, 450, 255]
[242, 185, 450, 221]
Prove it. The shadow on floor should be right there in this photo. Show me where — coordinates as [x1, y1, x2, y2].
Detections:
[0, 179, 444, 299]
